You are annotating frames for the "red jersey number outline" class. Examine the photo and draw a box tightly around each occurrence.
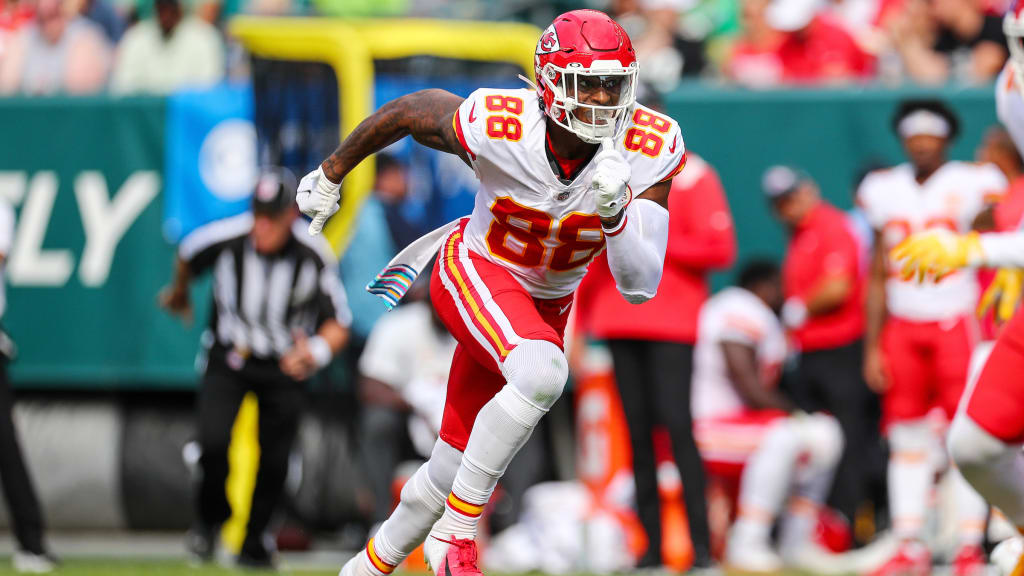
[484,95,525,142]
[485,197,604,272]
[623,109,671,158]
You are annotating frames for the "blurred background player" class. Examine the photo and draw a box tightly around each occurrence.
[691,260,843,572]
[160,168,351,568]
[892,30,1024,575]
[0,194,54,574]
[764,165,880,538]
[858,98,1005,576]
[297,9,686,576]
[573,148,736,570]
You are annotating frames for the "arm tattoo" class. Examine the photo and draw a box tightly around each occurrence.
[321,89,467,183]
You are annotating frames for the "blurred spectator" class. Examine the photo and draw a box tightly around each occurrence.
[161,169,351,568]
[0,197,56,574]
[0,0,111,95]
[575,152,736,570]
[75,0,126,43]
[340,155,404,345]
[886,0,1006,84]
[691,260,843,572]
[765,0,875,84]
[110,0,223,95]
[763,165,880,534]
[0,0,33,66]
[612,0,707,92]
[357,295,455,524]
[726,0,784,86]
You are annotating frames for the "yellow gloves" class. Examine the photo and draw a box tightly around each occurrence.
[978,268,1024,324]
[890,230,984,283]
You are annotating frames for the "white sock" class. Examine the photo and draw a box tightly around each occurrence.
[949,414,1024,530]
[430,340,567,543]
[779,415,843,557]
[888,419,937,540]
[779,497,820,557]
[950,463,989,547]
[355,440,461,576]
[734,419,801,546]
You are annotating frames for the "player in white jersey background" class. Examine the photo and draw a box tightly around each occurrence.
[294,9,685,576]
[891,7,1024,574]
[690,261,842,573]
[859,99,1007,576]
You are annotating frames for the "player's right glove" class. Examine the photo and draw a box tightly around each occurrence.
[296,166,341,236]
[890,229,984,283]
[590,138,632,221]
[978,268,1024,324]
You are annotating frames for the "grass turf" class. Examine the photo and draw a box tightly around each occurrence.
[0,559,340,575]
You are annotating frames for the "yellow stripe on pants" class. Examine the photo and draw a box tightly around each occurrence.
[221,393,260,553]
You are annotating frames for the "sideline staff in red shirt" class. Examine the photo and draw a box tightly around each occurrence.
[575,153,736,569]
[764,165,879,531]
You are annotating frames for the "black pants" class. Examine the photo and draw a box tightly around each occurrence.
[609,340,711,566]
[790,340,883,528]
[196,348,304,555]
[0,360,45,554]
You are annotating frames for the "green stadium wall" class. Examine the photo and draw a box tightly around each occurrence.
[0,85,1001,389]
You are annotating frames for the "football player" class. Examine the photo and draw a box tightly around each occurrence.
[297,10,686,576]
[690,261,843,573]
[858,99,1006,576]
[892,6,1024,573]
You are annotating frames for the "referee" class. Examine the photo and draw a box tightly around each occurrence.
[161,168,351,568]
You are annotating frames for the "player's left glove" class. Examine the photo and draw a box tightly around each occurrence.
[296,166,341,236]
[978,268,1024,324]
[590,138,632,221]
[890,229,984,283]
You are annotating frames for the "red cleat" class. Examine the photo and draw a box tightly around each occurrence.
[952,545,986,576]
[866,541,931,576]
[437,537,484,576]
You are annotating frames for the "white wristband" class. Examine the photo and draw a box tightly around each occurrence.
[781,298,808,329]
[308,335,333,369]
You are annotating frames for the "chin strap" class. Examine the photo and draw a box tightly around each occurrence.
[517,74,539,92]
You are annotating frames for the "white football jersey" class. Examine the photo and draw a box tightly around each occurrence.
[691,287,787,420]
[997,65,1024,160]
[453,87,687,299]
[858,161,1006,321]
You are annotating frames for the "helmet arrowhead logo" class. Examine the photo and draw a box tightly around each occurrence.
[538,25,560,54]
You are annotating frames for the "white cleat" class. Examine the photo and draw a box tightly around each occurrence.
[992,536,1024,576]
[12,551,55,574]
[783,542,848,575]
[726,534,783,574]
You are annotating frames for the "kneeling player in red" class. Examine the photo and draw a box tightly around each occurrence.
[295,9,686,576]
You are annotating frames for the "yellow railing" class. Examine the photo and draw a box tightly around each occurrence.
[229,17,539,255]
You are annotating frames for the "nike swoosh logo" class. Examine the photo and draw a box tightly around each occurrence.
[559,303,572,315]
[669,134,678,154]
[468,102,477,123]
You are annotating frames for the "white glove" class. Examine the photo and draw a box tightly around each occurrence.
[589,138,632,220]
[781,297,808,329]
[296,166,341,236]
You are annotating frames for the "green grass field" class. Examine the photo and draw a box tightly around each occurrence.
[0,559,340,575]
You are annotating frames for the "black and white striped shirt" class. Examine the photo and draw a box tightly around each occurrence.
[178,213,352,360]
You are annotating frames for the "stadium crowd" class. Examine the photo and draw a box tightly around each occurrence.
[0,0,1018,95]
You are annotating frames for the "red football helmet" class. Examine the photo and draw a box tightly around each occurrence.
[533,9,638,144]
